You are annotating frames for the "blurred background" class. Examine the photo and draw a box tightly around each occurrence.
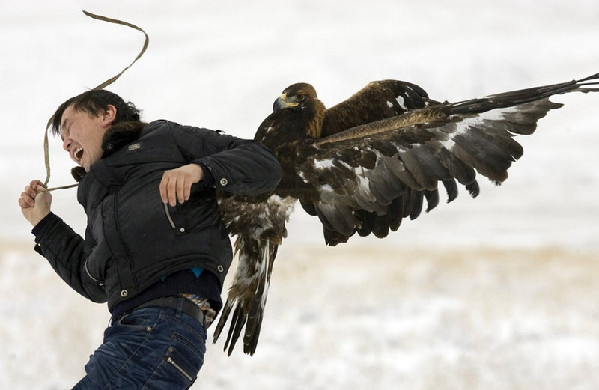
[1,1,598,389]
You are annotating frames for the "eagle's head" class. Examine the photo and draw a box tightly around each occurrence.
[267,82,325,139]
[273,83,318,112]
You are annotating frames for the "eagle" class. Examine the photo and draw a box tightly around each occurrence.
[212,73,599,355]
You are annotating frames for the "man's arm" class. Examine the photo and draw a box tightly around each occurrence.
[19,180,107,303]
[159,124,283,205]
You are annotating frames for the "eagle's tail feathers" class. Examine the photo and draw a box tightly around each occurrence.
[213,299,234,351]
[213,236,278,356]
[222,305,244,355]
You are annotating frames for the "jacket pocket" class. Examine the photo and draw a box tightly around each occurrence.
[163,203,188,236]
[162,197,217,236]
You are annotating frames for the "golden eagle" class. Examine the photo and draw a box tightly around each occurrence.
[213,74,599,355]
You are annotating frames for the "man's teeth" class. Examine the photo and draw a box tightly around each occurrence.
[74,147,83,161]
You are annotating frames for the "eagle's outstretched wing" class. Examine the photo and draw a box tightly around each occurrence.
[295,74,599,245]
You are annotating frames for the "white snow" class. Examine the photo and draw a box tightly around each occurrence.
[2,1,599,389]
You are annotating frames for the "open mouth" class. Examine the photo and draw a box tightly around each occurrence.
[73,147,84,163]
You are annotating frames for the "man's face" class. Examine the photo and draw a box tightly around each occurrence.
[60,104,115,172]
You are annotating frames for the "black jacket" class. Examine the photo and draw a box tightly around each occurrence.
[33,120,282,310]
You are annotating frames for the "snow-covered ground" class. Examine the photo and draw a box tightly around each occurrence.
[1,1,598,389]
[3,244,599,389]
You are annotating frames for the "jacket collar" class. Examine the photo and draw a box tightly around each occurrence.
[101,121,147,158]
[71,121,147,182]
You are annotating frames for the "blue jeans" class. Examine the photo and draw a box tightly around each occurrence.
[73,299,207,389]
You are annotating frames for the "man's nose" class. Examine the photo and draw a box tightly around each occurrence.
[63,138,71,151]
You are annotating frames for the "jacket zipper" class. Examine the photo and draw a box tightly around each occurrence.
[165,356,193,382]
[112,192,136,290]
[84,258,104,286]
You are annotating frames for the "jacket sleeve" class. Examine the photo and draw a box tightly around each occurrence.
[32,212,107,303]
[169,123,283,196]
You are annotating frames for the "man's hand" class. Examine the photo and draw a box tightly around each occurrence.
[19,180,52,227]
[159,164,204,206]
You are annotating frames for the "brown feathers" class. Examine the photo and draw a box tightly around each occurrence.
[321,80,438,137]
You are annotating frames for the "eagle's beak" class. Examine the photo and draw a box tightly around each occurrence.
[273,94,299,112]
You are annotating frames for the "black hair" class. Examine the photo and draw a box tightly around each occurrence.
[50,89,141,135]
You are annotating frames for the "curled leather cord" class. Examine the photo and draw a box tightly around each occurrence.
[42,10,149,192]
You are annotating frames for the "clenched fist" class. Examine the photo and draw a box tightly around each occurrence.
[19,180,52,226]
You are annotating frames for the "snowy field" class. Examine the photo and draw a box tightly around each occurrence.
[1,1,599,389]
[3,244,599,389]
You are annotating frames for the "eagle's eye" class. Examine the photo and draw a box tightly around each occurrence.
[296,94,305,102]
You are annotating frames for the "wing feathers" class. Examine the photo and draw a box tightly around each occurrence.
[298,96,563,245]
[438,148,477,187]
[453,127,512,182]
[442,179,459,202]
[321,79,436,138]
[383,155,423,190]
[399,149,438,189]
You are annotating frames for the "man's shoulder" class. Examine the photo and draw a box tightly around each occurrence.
[141,120,209,137]
[142,119,173,135]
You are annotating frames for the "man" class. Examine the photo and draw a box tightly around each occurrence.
[18,89,283,389]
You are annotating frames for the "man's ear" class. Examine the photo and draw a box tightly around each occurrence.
[102,105,117,126]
